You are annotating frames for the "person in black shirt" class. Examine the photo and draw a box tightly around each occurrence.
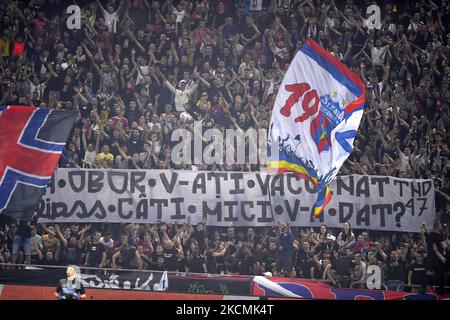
[425,222,447,291]
[112,235,137,270]
[190,223,208,254]
[55,265,86,300]
[162,240,179,271]
[149,243,164,270]
[381,247,407,291]
[66,237,83,266]
[328,249,353,288]
[276,221,295,276]
[408,252,427,292]
[85,231,106,270]
[301,251,318,279]
[294,241,310,277]
[186,240,207,273]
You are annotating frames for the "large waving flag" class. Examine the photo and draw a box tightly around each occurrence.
[267,38,365,218]
[0,105,77,221]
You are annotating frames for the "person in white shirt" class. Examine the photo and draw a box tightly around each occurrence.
[398,146,412,172]
[370,39,389,67]
[81,128,99,168]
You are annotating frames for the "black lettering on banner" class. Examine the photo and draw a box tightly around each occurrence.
[304,180,316,194]
[285,200,300,222]
[405,198,414,216]
[422,181,432,197]
[107,171,128,194]
[203,201,222,222]
[339,202,353,223]
[150,199,168,220]
[170,198,186,220]
[37,201,67,220]
[417,198,427,216]
[287,174,302,195]
[118,198,134,219]
[372,204,392,228]
[393,179,409,197]
[70,201,88,219]
[256,201,273,223]
[49,175,56,194]
[229,173,245,194]
[255,173,270,195]
[240,201,254,222]
[160,172,178,193]
[356,176,370,197]
[207,172,228,194]
[192,173,206,194]
[410,182,422,197]
[223,201,239,222]
[393,202,405,228]
[88,171,104,193]
[136,197,148,220]
[270,174,284,196]
[356,205,370,226]
[336,176,354,196]
[90,200,106,219]
[130,172,146,194]
[68,170,86,192]
[370,177,389,197]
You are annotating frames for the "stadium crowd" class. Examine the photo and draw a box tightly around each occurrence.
[0,0,449,293]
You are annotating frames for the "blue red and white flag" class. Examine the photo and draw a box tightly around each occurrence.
[0,105,77,220]
[267,38,366,218]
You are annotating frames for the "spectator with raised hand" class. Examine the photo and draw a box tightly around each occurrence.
[327,248,353,288]
[85,231,106,274]
[378,243,407,291]
[96,0,126,35]
[96,143,114,168]
[42,225,60,262]
[275,221,294,277]
[185,239,207,274]
[424,221,447,292]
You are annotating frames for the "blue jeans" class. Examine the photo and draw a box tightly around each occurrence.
[12,236,32,255]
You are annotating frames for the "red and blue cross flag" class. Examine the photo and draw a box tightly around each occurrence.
[0,105,77,220]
